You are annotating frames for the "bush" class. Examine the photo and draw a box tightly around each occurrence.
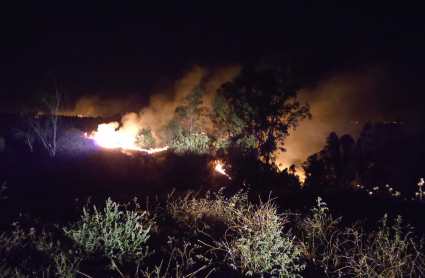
[297,198,425,277]
[331,214,425,277]
[296,197,341,265]
[213,199,305,277]
[0,221,78,278]
[165,188,247,236]
[64,198,152,267]
[135,128,156,149]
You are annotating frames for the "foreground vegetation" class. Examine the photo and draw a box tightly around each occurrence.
[1,188,424,278]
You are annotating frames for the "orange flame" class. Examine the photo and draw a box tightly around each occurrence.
[86,122,230,178]
[88,122,169,153]
[215,160,231,179]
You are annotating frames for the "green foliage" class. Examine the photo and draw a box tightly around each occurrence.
[166,188,248,235]
[210,94,247,142]
[141,237,208,278]
[0,221,79,278]
[329,215,425,277]
[174,86,207,134]
[135,128,156,149]
[297,198,425,277]
[52,252,82,278]
[64,198,152,267]
[173,135,211,154]
[163,86,212,154]
[210,67,311,164]
[166,190,305,277]
[296,197,341,264]
[2,192,425,277]
[215,200,305,278]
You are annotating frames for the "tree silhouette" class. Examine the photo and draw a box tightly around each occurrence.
[302,132,356,190]
[27,78,61,157]
[211,66,311,165]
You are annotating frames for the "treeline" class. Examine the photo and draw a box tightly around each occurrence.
[302,121,425,198]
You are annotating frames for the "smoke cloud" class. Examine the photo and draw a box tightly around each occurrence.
[276,65,422,171]
[67,65,242,144]
[67,63,422,175]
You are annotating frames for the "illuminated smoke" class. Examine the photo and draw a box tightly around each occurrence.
[76,65,241,148]
[70,63,417,181]
[276,66,416,173]
[136,65,242,138]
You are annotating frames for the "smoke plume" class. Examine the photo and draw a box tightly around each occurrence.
[276,65,423,171]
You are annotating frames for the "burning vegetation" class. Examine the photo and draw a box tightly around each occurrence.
[76,67,311,180]
[6,60,425,278]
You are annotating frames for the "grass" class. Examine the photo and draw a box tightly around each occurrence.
[0,190,424,277]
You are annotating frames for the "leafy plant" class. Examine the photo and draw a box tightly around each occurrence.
[296,197,341,265]
[297,198,425,277]
[166,188,247,235]
[213,199,305,277]
[64,198,152,267]
[141,237,212,278]
[331,214,425,277]
[163,86,211,154]
[135,128,156,149]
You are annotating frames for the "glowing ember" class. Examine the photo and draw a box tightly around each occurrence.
[141,146,169,154]
[215,161,230,179]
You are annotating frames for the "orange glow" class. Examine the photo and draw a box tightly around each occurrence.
[88,121,169,153]
[278,164,305,184]
[87,121,230,177]
[215,160,231,179]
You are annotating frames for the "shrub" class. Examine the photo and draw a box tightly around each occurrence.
[296,197,341,265]
[331,214,425,277]
[135,128,156,149]
[165,188,247,236]
[0,221,78,278]
[141,237,209,278]
[214,199,305,278]
[64,198,152,267]
[297,198,425,277]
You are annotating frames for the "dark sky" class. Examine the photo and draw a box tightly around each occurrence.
[1,1,425,116]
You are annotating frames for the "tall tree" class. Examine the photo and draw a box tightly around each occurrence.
[163,86,210,153]
[210,66,311,164]
[174,86,207,134]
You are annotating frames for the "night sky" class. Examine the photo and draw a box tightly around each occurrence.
[1,1,425,122]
